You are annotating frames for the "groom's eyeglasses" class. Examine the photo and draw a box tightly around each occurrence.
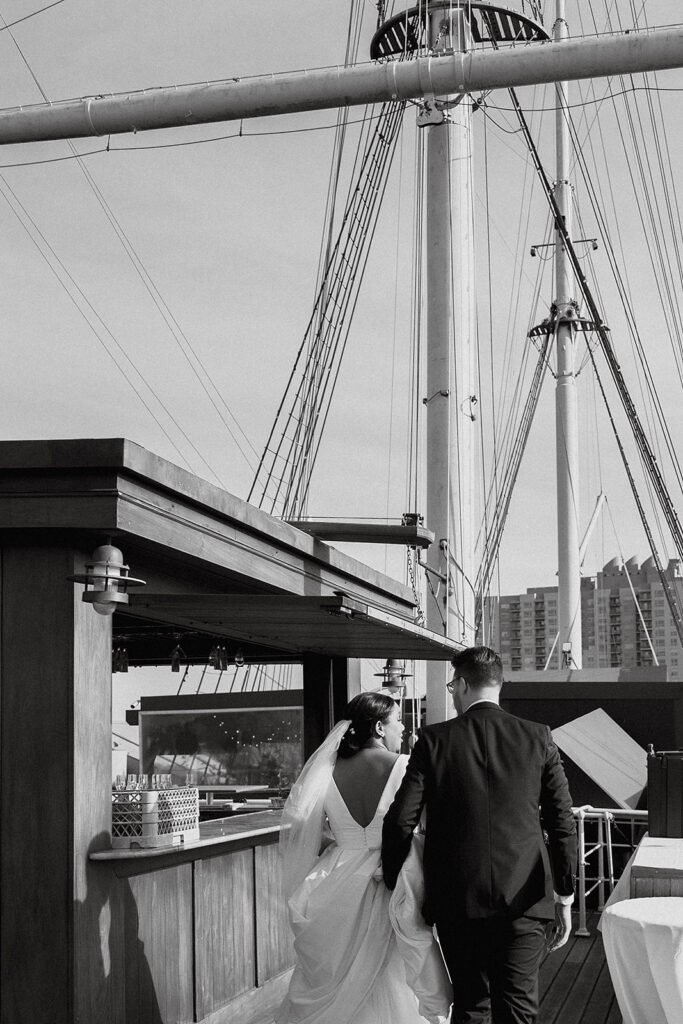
[446,676,456,693]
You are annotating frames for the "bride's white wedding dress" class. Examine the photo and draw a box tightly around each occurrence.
[276,754,452,1024]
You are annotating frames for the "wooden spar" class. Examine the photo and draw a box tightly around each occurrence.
[0,26,682,144]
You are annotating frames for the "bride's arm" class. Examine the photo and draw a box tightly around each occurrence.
[381,737,429,889]
[319,815,335,854]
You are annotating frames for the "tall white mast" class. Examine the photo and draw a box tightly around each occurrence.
[423,6,476,723]
[553,0,582,669]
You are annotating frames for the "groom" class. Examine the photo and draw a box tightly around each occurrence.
[382,646,577,1024]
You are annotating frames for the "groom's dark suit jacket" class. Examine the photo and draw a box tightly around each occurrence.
[382,702,577,924]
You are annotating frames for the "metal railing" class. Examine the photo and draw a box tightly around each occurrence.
[572,806,648,936]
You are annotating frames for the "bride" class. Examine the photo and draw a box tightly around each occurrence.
[277,692,452,1024]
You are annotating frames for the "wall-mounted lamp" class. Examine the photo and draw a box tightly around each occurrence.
[69,544,145,616]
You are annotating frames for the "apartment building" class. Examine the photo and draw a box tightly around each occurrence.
[485,557,683,678]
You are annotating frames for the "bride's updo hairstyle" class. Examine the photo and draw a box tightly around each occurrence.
[337,692,397,759]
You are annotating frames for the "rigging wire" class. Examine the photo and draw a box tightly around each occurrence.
[68,156,259,472]
[407,123,425,517]
[475,326,554,627]
[481,82,683,115]
[0,0,64,30]
[248,98,406,516]
[605,495,659,666]
[0,173,212,477]
[385,116,406,574]
[479,101,496,640]
[294,108,406,515]
[562,2,683,512]
[0,9,245,485]
[507,82,683,646]
[563,80,683,498]
[301,0,366,518]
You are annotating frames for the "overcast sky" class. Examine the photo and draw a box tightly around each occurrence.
[1,0,682,609]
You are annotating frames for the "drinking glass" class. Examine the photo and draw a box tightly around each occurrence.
[138,774,149,791]
[114,775,126,791]
[126,773,138,791]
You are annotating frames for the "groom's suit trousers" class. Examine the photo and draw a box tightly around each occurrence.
[381,702,577,1024]
[434,914,546,1024]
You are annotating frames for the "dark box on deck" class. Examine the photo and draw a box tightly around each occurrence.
[648,749,683,838]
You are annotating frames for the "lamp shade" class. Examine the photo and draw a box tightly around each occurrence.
[69,543,145,614]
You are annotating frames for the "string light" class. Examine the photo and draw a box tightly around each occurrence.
[112,646,129,673]
[170,640,186,673]
[208,643,229,670]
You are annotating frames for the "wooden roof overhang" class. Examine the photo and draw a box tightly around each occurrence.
[0,438,460,662]
[127,592,457,661]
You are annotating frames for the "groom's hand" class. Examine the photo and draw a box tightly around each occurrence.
[546,903,572,953]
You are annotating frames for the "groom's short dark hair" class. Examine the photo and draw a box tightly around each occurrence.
[451,646,503,689]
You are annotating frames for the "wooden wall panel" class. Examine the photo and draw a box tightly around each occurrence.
[0,544,117,1024]
[125,864,193,1024]
[632,875,683,898]
[255,843,295,985]
[199,969,293,1024]
[194,850,256,1020]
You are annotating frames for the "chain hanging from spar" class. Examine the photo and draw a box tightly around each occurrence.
[406,545,426,625]
[247,100,405,518]
[508,86,683,646]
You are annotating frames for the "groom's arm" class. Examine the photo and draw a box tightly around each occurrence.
[539,727,577,900]
[381,734,429,890]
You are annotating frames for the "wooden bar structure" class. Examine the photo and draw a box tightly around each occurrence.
[0,438,456,1024]
[89,814,293,1024]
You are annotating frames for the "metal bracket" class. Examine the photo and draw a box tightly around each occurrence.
[417,558,448,584]
[422,388,450,405]
[416,96,445,127]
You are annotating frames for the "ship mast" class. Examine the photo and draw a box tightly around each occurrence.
[423,6,476,723]
[553,0,582,669]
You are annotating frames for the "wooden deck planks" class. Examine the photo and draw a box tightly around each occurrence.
[264,912,622,1024]
[539,913,621,1024]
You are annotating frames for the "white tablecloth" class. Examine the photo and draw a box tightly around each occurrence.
[602,897,683,1024]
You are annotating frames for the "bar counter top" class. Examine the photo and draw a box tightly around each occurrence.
[90,809,283,861]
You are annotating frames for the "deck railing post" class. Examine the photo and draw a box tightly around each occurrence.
[604,810,615,895]
[575,808,589,937]
[597,815,605,910]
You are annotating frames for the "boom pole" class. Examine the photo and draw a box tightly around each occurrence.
[0,27,682,144]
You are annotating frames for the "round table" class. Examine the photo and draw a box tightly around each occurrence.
[602,897,683,1024]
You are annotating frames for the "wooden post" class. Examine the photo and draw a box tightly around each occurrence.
[0,541,117,1024]
[302,655,351,758]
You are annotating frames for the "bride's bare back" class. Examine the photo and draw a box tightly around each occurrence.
[332,748,399,828]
